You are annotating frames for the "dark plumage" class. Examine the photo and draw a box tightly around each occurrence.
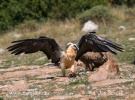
[7,33,123,63]
[7,32,123,76]
[79,52,107,71]
[7,36,63,64]
[75,32,123,61]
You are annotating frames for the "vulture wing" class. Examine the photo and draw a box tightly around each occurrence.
[75,33,123,61]
[7,36,63,64]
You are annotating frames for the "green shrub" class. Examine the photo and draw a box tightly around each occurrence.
[125,7,135,20]
[77,5,114,23]
[109,0,135,7]
[0,0,110,33]
[126,0,135,7]
[109,0,126,5]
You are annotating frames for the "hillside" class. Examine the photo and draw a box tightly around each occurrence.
[0,6,135,100]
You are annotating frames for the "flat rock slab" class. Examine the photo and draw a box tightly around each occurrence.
[0,66,60,80]
[54,77,70,84]
[45,94,89,100]
[91,79,134,87]
[132,74,135,78]
[0,80,29,92]
[0,66,40,72]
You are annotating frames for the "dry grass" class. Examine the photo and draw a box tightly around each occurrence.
[0,6,135,99]
[110,5,127,21]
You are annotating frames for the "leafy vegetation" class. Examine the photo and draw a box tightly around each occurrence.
[0,0,110,33]
[110,0,135,7]
[0,0,135,33]
[77,5,114,23]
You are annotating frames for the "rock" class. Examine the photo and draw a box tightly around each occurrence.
[0,85,8,89]
[129,38,135,41]
[55,77,70,84]
[118,25,126,31]
[132,74,135,78]
[0,48,5,55]
[81,20,98,33]
[0,80,29,91]
[88,52,119,82]
[13,34,22,39]
[91,79,134,87]
[45,94,87,100]
[0,66,60,80]
[0,65,39,72]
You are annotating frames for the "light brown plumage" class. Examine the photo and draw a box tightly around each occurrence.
[79,52,118,71]
[60,43,77,76]
[79,52,107,70]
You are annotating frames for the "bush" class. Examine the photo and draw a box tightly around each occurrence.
[125,7,135,20]
[109,0,126,5]
[0,0,110,33]
[109,0,135,7]
[77,5,114,23]
[126,0,135,7]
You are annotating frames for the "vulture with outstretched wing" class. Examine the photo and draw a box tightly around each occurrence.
[7,32,123,76]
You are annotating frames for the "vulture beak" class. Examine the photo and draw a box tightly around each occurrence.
[73,44,79,52]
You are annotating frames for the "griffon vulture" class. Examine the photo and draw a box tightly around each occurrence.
[7,32,123,76]
[78,52,106,71]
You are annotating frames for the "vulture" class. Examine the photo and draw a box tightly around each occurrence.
[7,32,123,77]
[79,52,107,71]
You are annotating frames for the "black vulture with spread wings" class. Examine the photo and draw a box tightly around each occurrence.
[7,32,123,76]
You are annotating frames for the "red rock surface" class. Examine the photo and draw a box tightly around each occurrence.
[88,52,119,82]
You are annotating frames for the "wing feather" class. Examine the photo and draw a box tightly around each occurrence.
[7,36,63,64]
[75,33,123,61]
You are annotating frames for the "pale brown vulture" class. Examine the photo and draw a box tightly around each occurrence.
[7,32,123,76]
[79,52,109,71]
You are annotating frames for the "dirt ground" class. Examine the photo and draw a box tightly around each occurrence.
[0,63,135,100]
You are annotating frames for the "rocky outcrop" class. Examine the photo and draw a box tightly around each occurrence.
[86,52,119,82]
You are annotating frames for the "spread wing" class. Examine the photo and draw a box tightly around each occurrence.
[7,36,63,64]
[75,33,123,61]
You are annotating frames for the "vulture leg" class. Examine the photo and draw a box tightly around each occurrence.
[60,63,66,77]
[99,52,108,62]
[69,65,76,77]
[85,63,93,71]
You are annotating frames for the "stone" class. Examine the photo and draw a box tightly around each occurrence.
[91,79,134,87]
[88,52,119,82]
[81,20,98,33]
[118,25,126,31]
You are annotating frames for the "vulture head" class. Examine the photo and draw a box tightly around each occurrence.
[66,42,79,52]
